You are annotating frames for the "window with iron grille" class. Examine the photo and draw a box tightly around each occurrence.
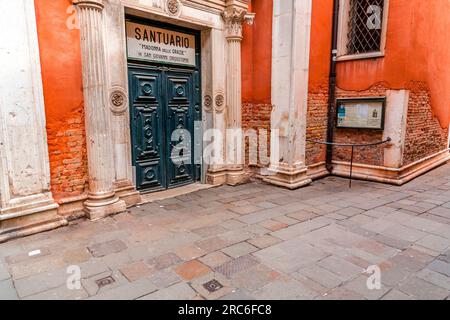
[346,0,385,55]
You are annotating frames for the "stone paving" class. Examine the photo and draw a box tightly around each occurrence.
[1,163,450,300]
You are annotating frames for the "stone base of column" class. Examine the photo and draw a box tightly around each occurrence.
[227,168,250,186]
[263,163,312,190]
[84,192,126,221]
[0,200,68,243]
[114,181,142,208]
[206,168,228,186]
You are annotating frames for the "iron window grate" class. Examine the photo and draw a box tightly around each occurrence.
[346,0,385,55]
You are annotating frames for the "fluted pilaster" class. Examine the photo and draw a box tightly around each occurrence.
[74,0,126,219]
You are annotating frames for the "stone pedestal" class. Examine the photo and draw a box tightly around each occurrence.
[74,0,126,219]
[264,0,313,189]
[0,0,67,242]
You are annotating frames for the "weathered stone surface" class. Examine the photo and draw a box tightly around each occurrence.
[119,261,154,282]
[248,235,282,249]
[381,289,414,300]
[200,252,232,268]
[317,256,365,281]
[195,237,229,253]
[2,164,450,300]
[87,240,127,258]
[147,253,182,270]
[252,277,318,300]
[174,260,211,281]
[221,242,258,258]
[416,235,450,252]
[296,265,343,289]
[316,287,365,300]
[90,278,158,300]
[428,259,450,277]
[344,275,390,300]
[398,277,449,300]
[149,269,182,289]
[258,220,288,232]
[174,245,206,261]
[23,285,88,300]
[139,282,197,300]
[0,279,18,300]
[0,262,10,281]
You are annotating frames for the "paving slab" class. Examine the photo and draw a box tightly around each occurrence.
[0,279,18,300]
[139,282,197,300]
[296,265,342,289]
[252,277,319,300]
[317,256,365,281]
[174,260,211,281]
[221,242,258,258]
[381,289,414,300]
[398,277,449,300]
[0,261,10,281]
[344,275,390,300]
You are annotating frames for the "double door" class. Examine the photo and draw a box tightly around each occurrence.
[128,64,201,192]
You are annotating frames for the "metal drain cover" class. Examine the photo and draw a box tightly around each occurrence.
[95,276,115,288]
[203,279,223,293]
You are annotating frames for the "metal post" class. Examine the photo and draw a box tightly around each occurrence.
[349,145,355,188]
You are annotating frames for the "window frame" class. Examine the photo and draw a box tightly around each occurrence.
[336,0,390,61]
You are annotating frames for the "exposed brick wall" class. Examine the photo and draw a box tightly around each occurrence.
[242,103,273,168]
[331,84,388,166]
[305,82,449,168]
[403,82,449,165]
[47,104,88,201]
[306,84,329,165]
[306,83,387,166]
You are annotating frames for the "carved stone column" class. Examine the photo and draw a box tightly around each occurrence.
[74,0,126,220]
[222,7,254,185]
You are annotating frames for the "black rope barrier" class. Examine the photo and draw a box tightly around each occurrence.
[306,137,392,188]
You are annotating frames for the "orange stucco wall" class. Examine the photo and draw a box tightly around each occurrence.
[242,0,273,104]
[309,0,333,92]
[307,0,449,166]
[35,0,87,201]
[335,0,449,128]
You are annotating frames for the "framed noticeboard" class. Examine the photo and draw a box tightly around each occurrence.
[336,98,386,130]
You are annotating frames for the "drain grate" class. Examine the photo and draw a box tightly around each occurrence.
[95,276,115,288]
[203,279,223,293]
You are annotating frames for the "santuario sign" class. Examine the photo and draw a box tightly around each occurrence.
[126,21,196,67]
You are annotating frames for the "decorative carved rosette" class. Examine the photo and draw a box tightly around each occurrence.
[165,0,182,16]
[214,92,226,113]
[203,94,213,113]
[109,89,128,115]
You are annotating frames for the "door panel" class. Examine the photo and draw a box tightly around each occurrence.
[165,71,195,188]
[129,67,165,191]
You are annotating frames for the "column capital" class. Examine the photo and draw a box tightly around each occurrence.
[73,0,104,10]
[221,7,255,40]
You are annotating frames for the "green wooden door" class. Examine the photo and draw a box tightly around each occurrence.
[129,64,201,192]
